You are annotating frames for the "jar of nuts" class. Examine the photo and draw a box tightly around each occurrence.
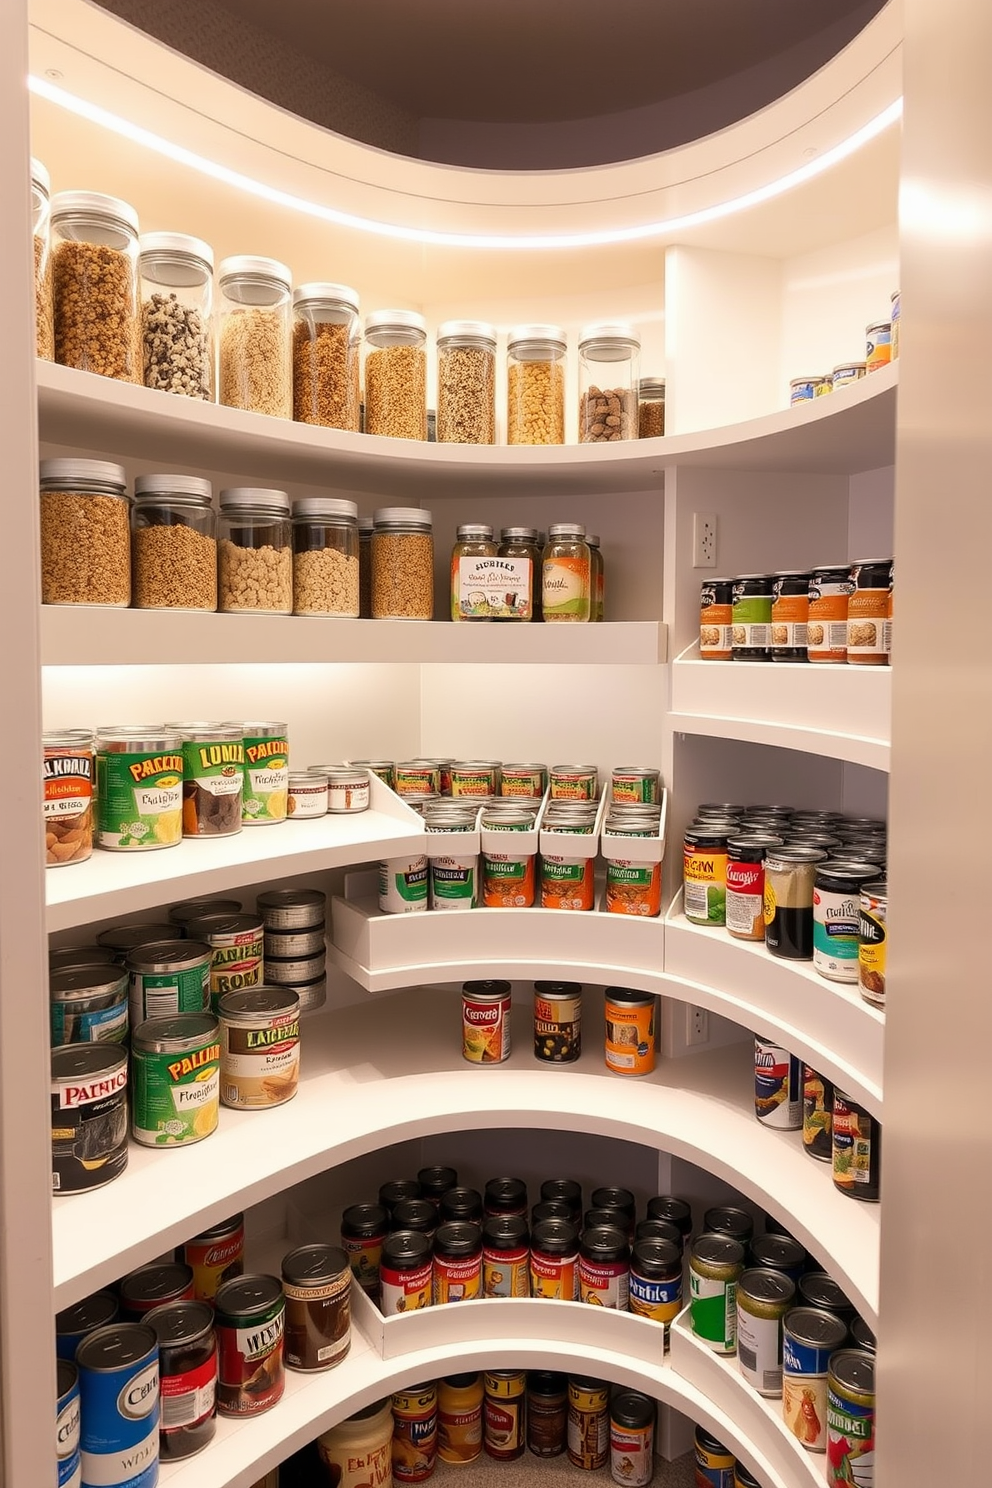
[638,377,665,439]
[291,496,360,617]
[371,507,434,620]
[364,310,427,440]
[292,283,361,430]
[40,458,131,607]
[139,232,214,401]
[217,255,293,419]
[506,324,566,445]
[578,322,639,443]
[31,157,53,360]
[218,488,293,614]
[51,190,141,383]
[436,320,497,444]
[131,475,217,611]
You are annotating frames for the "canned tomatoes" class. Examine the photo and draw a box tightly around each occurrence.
[754,1036,802,1129]
[182,1215,245,1301]
[462,980,511,1063]
[51,1044,128,1195]
[533,981,582,1062]
[499,763,546,797]
[131,1013,220,1147]
[783,1306,848,1452]
[215,1274,285,1416]
[76,1324,159,1488]
[604,987,656,1076]
[699,578,734,660]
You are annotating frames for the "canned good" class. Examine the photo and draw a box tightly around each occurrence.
[57,1292,120,1361]
[169,897,243,929]
[50,945,120,974]
[340,1203,389,1296]
[736,1267,796,1396]
[218,987,300,1109]
[214,1274,285,1416]
[770,571,812,662]
[783,1305,849,1451]
[858,881,887,1007]
[694,1426,735,1487]
[541,1178,582,1222]
[264,924,325,960]
[605,854,661,916]
[76,1324,159,1488]
[832,1089,881,1201]
[689,1234,744,1353]
[827,1350,875,1486]
[392,1383,438,1483]
[549,764,598,799]
[754,1036,802,1129]
[530,1219,579,1299]
[611,766,660,804]
[379,852,429,913]
[832,361,866,389]
[237,722,288,824]
[797,1272,855,1323]
[579,1225,630,1309]
[726,835,782,941]
[763,846,827,960]
[433,1221,483,1303]
[484,1371,526,1460]
[392,1199,437,1238]
[703,1205,754,1249]
[44,728,94,866]
[807,565,853,664]
[629,1237,682,1338]
[145,1300,217,1460]
[127,940,212,1028]
[440,1187,483,1224]
[500,763,546,797]
[866,321,891,372]
[396,760,441,795]
[813,861,881,982]
[186,913,264,1010]
[684,825,730,926]
[604,986,657,1075]
[57,1358,81,1488]
[437,1375,483,1464]
[351,759,394,789]
[803,1067,834,1162]
[533,980,582,1062]
[646,1195,692,1249]
[323,767,371,813]
[131,1013,220,1147]
[567,1377,609,1470]
[167,723,243,838]
[120,1263,195,1319]
[450,761,501,796]
[482,833,536,906]
[281,1243,351,1372]
[287,772,327,818]
[182,1215,245,1301]
[482,1216,530,1297]
[733,1466,761,1488]
[732,574,773,660]
[790,376,830,403]
[610,1391,654,1487]
[380,1230,433,1314]
[264,949,327,985]
[484,1177,528,1218]
[418,1166,458,1205]
[50,965,129,1045]
[462,980,512,1063]
[95,727,183,850]
[700,578,734,660]
[851,1316,876,1353]
[51,1043,128,1194]
[527,1372,567,1457]
[749,1233,806,1282]
[541,848,595,911]
[847,559,891,665]
[429,849,479,911]
[320,1400,395,1488]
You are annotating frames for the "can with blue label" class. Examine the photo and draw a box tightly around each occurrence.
[58,1359,81,1488]
[753,1036,801,1129]
[50,966,129,1045]
[693,1425,734,1487]
[782,1306,848,1452]
[76,1323,159,1488]
[629,1238,682,1343]
[56,1291,120,1361]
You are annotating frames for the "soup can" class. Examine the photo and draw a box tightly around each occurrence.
[482,1216,530,1297]
[689,1234,744,1354]
[182,1214,246,1301]
[57,1359,81,1488]
[530,1220,579,1299]
[858,881,887,1007]
[609,1390,655,1488]
[238,722,289,824]
[433,1222,482,1304]
[126,940,212,1027]
[51,1044,128,1195]
[218,987,300,1109]
[95,727,183,850]
[770,570,811,661]
[379,852,429,913]
[827,1350,875,1485]
[533,980,582,1062]
[380,1231,433,1315]
[611,766,660,804]
[578,1225,630,1309]
[813,861,881,982]
[450,761,501,797]
[629,1237,682,1338]
[731,574,773,660]
[549,764,598,800]
[392,1383,438,1483]
[76,1324,159,1488]
[50,965,129,1045]
[462,980,511,1063]
[866,321,891,371]
[753,1036,802,1129]
[482,836,536,906]
[185,913,265,1011]
[832,1090,881,1201]
[500,763,546,797]
[214,1274,285,1416]
[726,835,782,941]
[604,987,657,1075]
[699,578,734,660]
[567,1377,609,1470]
[694,1426,735,1487]
[783,1306,848,1451]
[736,1267,796,1396]
[131,1013,221,1146]
[484,1371,526,1460]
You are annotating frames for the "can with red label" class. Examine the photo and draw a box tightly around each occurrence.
[726,836,782,942]
[380,1231,433,1315]
[579,1226,630,1309]
[754,1036,802,1129]
[146,1300,217,1460]
[484,1371,526,1460]
[462,980,512,1063]
[392,1383,438,1483]
[214,1274,285,1417]
[182,1214,245,1301]
[433,1222,482,1303]
[530,1220,579,1299]
[44,729,94,866]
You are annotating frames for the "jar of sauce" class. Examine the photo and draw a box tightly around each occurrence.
[437,1374,483,1464]
[319,1399,395,1488]
[146,1300,216,1460]
[527,1371,567,1457]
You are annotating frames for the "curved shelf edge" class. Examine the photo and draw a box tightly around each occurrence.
[668,713,889,772]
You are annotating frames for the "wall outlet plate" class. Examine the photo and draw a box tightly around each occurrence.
[685,1004,710,1045]
[692,512,717,567]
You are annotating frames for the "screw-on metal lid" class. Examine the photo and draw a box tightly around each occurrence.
[40,458,126,489]
[638,376,666,395]
[358,515,374,535]
[134,474,213,502]
[292,282,360,311]
[373,506,432,529]
[578,320,640,351]
[507,323,566,352]
[456,524,494,540]
[500,527,538,541]
[365,308,426,333]
[31,157,50,195]
[587,534,600,548]
[291,496,358,521]
[437,319,497,345]
[219,488,290,514]
[547,523,586,539]
[139,231,213,268]
[51,190,139,233]
[218,254,291,287]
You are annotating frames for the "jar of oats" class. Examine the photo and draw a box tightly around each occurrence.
[51,190,141,383]
[578,323,639,443]
[292,283,361,430]
[40,458,130,607]
[436,320,497,444]
[364,310,427,440]
[31,158,53,360]
[371,508,434,620]
[139,232,214,401]
[506,324,566,445]
[132,475,217,611]
[218,489,292,614]
[217,255,292,419]
[291,496,360,617]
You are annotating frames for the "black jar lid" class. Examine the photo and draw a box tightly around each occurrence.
[733,1464,762,1488]
[533,980,582,997]
[119,1263,193,1311]
[540,1178,582,1212]
[533,1201,573,1226]
[483,1215,529,1249]
[749,1233,806,1274]
[703,1205,754,1244]
[417,1165,458,1201]
[829,1348,875,1396]
[145,1300,214,1350]
[484,1177,528,1214]
[381,1230,432,1270]
[569,1374,607,1393]
[392,1199,438,1235]
[214,1273,284,1321]
[646,1196,692,1235]
[579,1225,629,1262]
[528,1370,567,1396]
[634,1218,683,1249]
[784,1305,848,1350]
[341,1203,388,1237]
[738,1267,796,1307]
[584,1207,627,1233]
[75,1323,157,1373]
[850,1316,877,1354]
[444,1372,480,1388]
[532,1219,579,1257]
[603,986,654,1006]
[611,1390,655,1430]
[798,1272,855,1319]
[631,1237,681,1276]
[691,1233,745,1267]
[379,1179,422,1213]
[439,1186,483,1224]
[56,1290,119,1340]
[433,1221,482,1258]
[590,1186,635,1218]
[462,979,511,998]
[281,1244,349,1289]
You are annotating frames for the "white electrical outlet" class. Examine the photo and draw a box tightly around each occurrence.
[685,1005,710,1046]
[692,512,717,567]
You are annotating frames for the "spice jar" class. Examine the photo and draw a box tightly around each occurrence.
[320,1400,396,1488]
[281,1244,351,1372]
[527,1372,567,1457]
[40,459,130,607]
[498,527,540,621]
[638,377,665,438]
[145,1300,217,1460]
[51,190,141,382]
[578,322,639,442]
[451,523,498,620]
[139,232,213,400]
[292,282,360,430]
[364,310,427,440]
[372,507,434,619]
[358,514,374,618]
[32,157,53,360]
[218,489,292,614]
[44,728,94,867]
[132,475,217,611]
[291,496,359,617]
[437,320,497,443]
[217,255,292,418]
[507,324,566,444]
[543,523,591,623]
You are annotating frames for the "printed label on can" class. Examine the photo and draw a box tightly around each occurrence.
[392,1392,437,1483]
[549,771,596,800]
[79,1349,159,1488]
[737,1306,784,1395]
[683,845,727,926]
[57,1380,81,1488]
[433,1252,482,1304]
[343,1233,384,1294]
[543,555,591,621]
[567,1390,609,1470]
[328,778,371,813]
[579,1255,629,1309]
[847,590,889,662]
[808,580,852,661]
[540,855,594,911]
[731,595,772,650]
[51,987,129,1045]
[484,1394,524,1459]
[754,1039,802,1128]
[462,993,511,1063]
[429,856,478,910]
[533,991,581,1062]
[611,1422,654,1487]
[379,856,429,913]
[499,768,544,797]
[827,1387,874,1483]
[380,1260,432,1315]
[449,768,498,797]
[611,773,659,804]
[181,738,244,837]
[726,859,764,940]
[160,1353,217,1432]
[217,1311,284,1415]
[438,1402,482,1463]
[858,895,886,1005]
[700,594,733,660]
[629,1270,682,1327]
[803,1067,834,1161]
[813,887,861,979]
[52,1064,129,1194]
[771,596,809,650]
[129,960,210,1028]
[204,929,264,1009]
[96,750,183,850]
[184,1229,245,1301]
[866,324,891,370]
[530,1249,578,1300]
[604,996,656,1075]
[695,1437,735,1487]
[483,1245,530,1297]
[241,734,288,824]
[606,860,661,917]
[689,1270,736,1353]
[832,1095,874,1189]
[783,1332,833,1451]
[220,1014,300,1109]
[131,1037,220,1147]
[454,556,532,621]
[395,764,439,795]
[482,853,535,907]
[45,746,94,867]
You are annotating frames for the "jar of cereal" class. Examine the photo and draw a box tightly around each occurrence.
[364,310,427,440]
[291,497,360,617]
[132,475,217,611]
[40,459,130,607]
[218,489,292,614]
[51,191,141,383]
[217,256,292,419]
[507,325,566,445]
[32,158,53,360]
[292,282,361,430]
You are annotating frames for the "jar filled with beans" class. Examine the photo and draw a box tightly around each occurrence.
[436,320,497,444]
[132,475,217,611]
[51,190,141,383]
[638,377,665,438]
[218,488,292,614]
[578,323,639,442]
[364,310,427,440]
[217,255,292,419]
[31,157,53,360]
[371,507,434,620]
[292,282,361,430]
[292,496,360,616]
[40,458,130,607]
[139,232,213,401]
[507,324,566,444]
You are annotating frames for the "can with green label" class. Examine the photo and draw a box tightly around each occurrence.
[689,1233,744,1354]
[166,722,244,838]
[131,1013,221,1147]
[231,721,288,825]
[126,940,212,1028]
[378,854,429,913]
[95,727,184,850]
[185,913,265,1012]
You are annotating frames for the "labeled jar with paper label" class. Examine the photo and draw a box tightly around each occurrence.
[847,559,891,664]
[44,729,94,867]
[497,528,540,621]
[770,571,811,661]
[543,524,591,623]
[807,565,853,663]
[732,574,773,660]
[700,578,734,659]
[567,1378,609,1470]
[610,1391,655,1488]
[813,860,880,982]
[450,524,498,620]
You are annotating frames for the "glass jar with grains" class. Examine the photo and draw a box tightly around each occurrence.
[578,322,639,443]
[436,320,497,444]
[371,508,434,620]
[507,324,566,445]
[218,488,292,614]
[31,157,53,360]
[292,496,360,617]
[292,282,361,431]
[139,232,214,401]
[132,475,217,612]
[638,377,665,438]
[217,255,292,419]
[51,190,141,383]
[364,310,427,440]
[543,523,591,624]
[40,458,130,607]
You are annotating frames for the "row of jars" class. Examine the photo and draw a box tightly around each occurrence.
[31,169,665,444]
[451,523,605,622]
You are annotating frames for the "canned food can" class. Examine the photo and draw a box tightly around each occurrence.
[95,727,184,850]
[731,574,773,660]
[324,768,371,813]
[827,1350,875,1485]
[736,1267,796,1397]
[629,1238,682,1338]
[169,897,244,930]
[802,1067,834,1162]
[527,1372,567,1457]
[380,1231,433,1315]
[858,881,887,1007]
[481,1216,530,1297]
[432,1222,482,1303]
[218,987,300,1109]
[281,1244,351,1373]
[782,1306,848,1452]
[51,1044,128,1194]
[186,913,265,1011]
[214,1274,285,1416]
[549,764,598,800]
[392,1383,438,1483]
[484,1371,525,1460]
[119,1263,195,1319]
[462,980,511,1063]
[700,578,734,660]
[182,1215,245,1301]
[50,965,129,1045]
[790,376,830,403]
[127,940,212,1027]
[610,1391,654,1488]
[351,759,395,789]
[131,1013,221,1147]
[437,1375,483,1464]
[567,1377,609,1470]
[847,559,891,665]
[754,1036,802,1128]
[340,1203,389,1297]
[264,950,327,985]
[482,843,536,907]
[689,1234,744,1354]
[578,1226,630,1309]
[256,888,326,930]
[605,857,661,916]
[429,851,479,910]
[530,1220,579,1299]
[379,853,429,913]
[56,1292,120,1362]
[832,1090,881,1201]
[807,566,853,664]
[604,987,657,1075]
[168,723,244,838]
[76,1324,159,1488]
[57,1359,81,1488]
[813,862,880,981]
[238,722,289,824]
[540,851,595,911]
[694,1425,735,1487]
[44,729,94,867]
[287,772,327,818]
[533,981,581,1062]
[145,1299,217,1461]
[865,321,891,372]
[683,825,730,926]
[395,760,441,795]
[726,835,782,940]
[499,763,546,797]
[832,361,866,389]
[770,571,811,660]
[611,766,660,804]
[450,761,501,797]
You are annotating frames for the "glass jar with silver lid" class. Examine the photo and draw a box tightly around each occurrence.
[132,475,217,611]
[507,324,566,444]
[292,496,359,617]
[292,282,361,430]
[40,459,130,608]
[436,320,497,444]
[578,322,640,443]
[218,488,292,614]
[364,310,427,440]
[51,190,141,382]
[217,255,292,418]
[139,231,213,400]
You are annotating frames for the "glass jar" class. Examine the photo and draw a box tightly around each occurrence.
[507,324,566,444]
[292,282,361,430]
[371,507,434,620]
[292,496,360,616]
[32,157,53,360]
[40,458,130,607]
[451,523,497,621]
[51,190,141,382]
[498,526,540,622]
[587,534,605,621]
[364,310,427,440]
[436,320,497,444]
[217,255,292,418]
[638,377,665,438]
[542,523,591,623]
[131,475,217,611]
[358,514,374,618]
[218,488,292,614]
[578,322,639,442]
[139,232,213,401]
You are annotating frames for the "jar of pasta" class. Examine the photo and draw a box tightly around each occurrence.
[218,489,292,614]
[32,157,53,360]
[436,320,497,443]
[364,310,427,440]
[578,322,639,442]
[507,324,566,444]
[217,256,292,418]
[292,282,361,430]
[51,191,141,382]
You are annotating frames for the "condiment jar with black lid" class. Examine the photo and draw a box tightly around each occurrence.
[527,1371,567,1457]
[540,1178,582,1223]
[770,571,812,661]
[379,1179,422,1215]
[731,575,774,660]
[530,1219,579,1299]
[440,1186,483,1225]
[591,1186,636,1236]
[146,1299,217,1459]
[629,1237,682,1338]
[380,1230,433,1316]
[749,1232,807,1281]
[533,1201,573,1226]
[578,1225,630,1309]
[635,1217,684,1249]
[119,1262,195,1319]
[484,1177,528,1218]
[609,1390,655,1487]
[482,1215,530,1298]
[392,1199,438,1238]
[417,1165,458,1206]
[281,1244,351,1372]
[56,1290,120,1360]
[703,1205,754,1249]
[797,1271,856,1323]
[646,1195,693,1248]
[584,1206,627,1233]
[432,1221,483,1304]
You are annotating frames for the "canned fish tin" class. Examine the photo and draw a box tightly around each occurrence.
[833,361,866,389]
[218,987,300,1109]
[611,766,660,804]
[754,1036,802,1129]
[684,825,729,926]
[186,913,265,1010]
[694,1426,735,1487]
[732,574,773,660]
[807,565,853,664]
[145,1300,217,1460]
[530,1220,579,1299]
[127,940,211,1027]
[549,764,598,799]
[484,1371,526,1460]
[814,861,880,982]
[827,1350,875,1486]
[256,887,326,930]
[166,723,244,838]
[51,1043,128,1194]
[567,1377,609,1470]
[95,727,183,850]
[579,1225,630,1309]
[379,853,429,913]
[790,376,830,403]
[533,980,581,1062]
[629,1237,682,1337]
[393,1384,438,1483]
[433,1221,483,1303]
[770,571,812,661]
[57,1358,81,1488]
[689,1233,744,1353]
[287,772,327,818]
[865,321,891,372]
[450,761,501,797]
[44,728,94,867]
[236,722,288,824]
[482,1216,530,1297]
[736,1268,796,1396]
[500,763,546,797]
[281,1244,351,1372]
[604,986,657,1075]
[610,1391,654,1488]
[57,1292,120,1361]
[76,1324,159,1488]
[462,980,511,1063]
[380,1230,433,1315]
[131,1013,220,1146]
[782,1306,849,1451]
[341,1203,389,1296]
[832,1090,881,1201]
[214,1274,285,1416]
[50,965,129,1045]
[803,1066,834,1162]
[858,881,887,1007]
[700,577,734,660]
[182,1215,245,1301]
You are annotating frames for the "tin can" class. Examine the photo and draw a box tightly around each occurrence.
[689,1234,744,1353]
[541,1178,582,1223]
[703,1205,754,1249]
[754,1036,802,1129]
[629,1237,682,1339]
[590,1185,634,1234]
[832,361,866,389]
[530,1219,579,1299]
[484,1177,528,1218]
[323,767,371,813]
[851,1316,876,1354]
[684,825,730,926]
[131,1013,220,1147]
[734,1467,761,1488]
[540,848,595,910]
[462,980,511,1063]
[76,1324,159,1488]
[610,1391,654,1487]
[393,1383,438,1483]
[182,1215,245,1301]
[604,986,657,1075]
[858,881,887,1007]
[827,1350,875,1485]
[847,559,891,665]
[440,1187,483,1224]
[797,1271,855,1323]
[482,829,536,907]
[790,376,830,403]
[450,760,501,796]
[865,321,891,372]
[341,1203,389,1296]
[287,772,327,818]
[749,1233,806,1282]
[256,887,326,930]
[186,913,265,1010]
[814,861,881,982]
[146,1300,217,1460]
[351,758,394,789]
[736,1267,796,1396]
[611,766,660,804]
[50,945,121,975]
[379,852,429,913]
[127,940,212,1028]
[264,925,325,961]
[418,1166,458,1206]
[500,763,546,797]
[783,1306,849,1452]
[166,722,244,838]
[51,1043,128,1195]
[437,1375,483,1464]
[482,1216,529,1296]
[802,1066,834,1162]
[433,1221,482,1303]
[533,980,582,1062]
[700,578,734,660]
[726,835,782,941]
[218,987,300,1109]
[567,1377,609,1470]
[44,728,94,867]
[527,1372,567,1457]
[732,574,773,660]
[98,923,180,963]
[579,1225,630,1308]
[169,897,244,929]
[215,1274,285,1416]
[236,721,288,824]
[95,727,184,850]
[484,1371,525,1460]
[606,855,661,916]
[646,1195,692,1248]
[549,764,598,800]
[807,565,853,664]
[380,1230,433,1314]
[120,1263,195,1319]
[264,949,326,985]
[57,1358,81,1488]
[832,1090,881,1201]
[694,1426,735,1487]
[281,1244,351,1372]
[395,760,441,795]
[57,1292,120,1362]
[429,849,479,910]
[770,571,811,661]
[392,1199,437,1239]
[50,965,129,1045]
